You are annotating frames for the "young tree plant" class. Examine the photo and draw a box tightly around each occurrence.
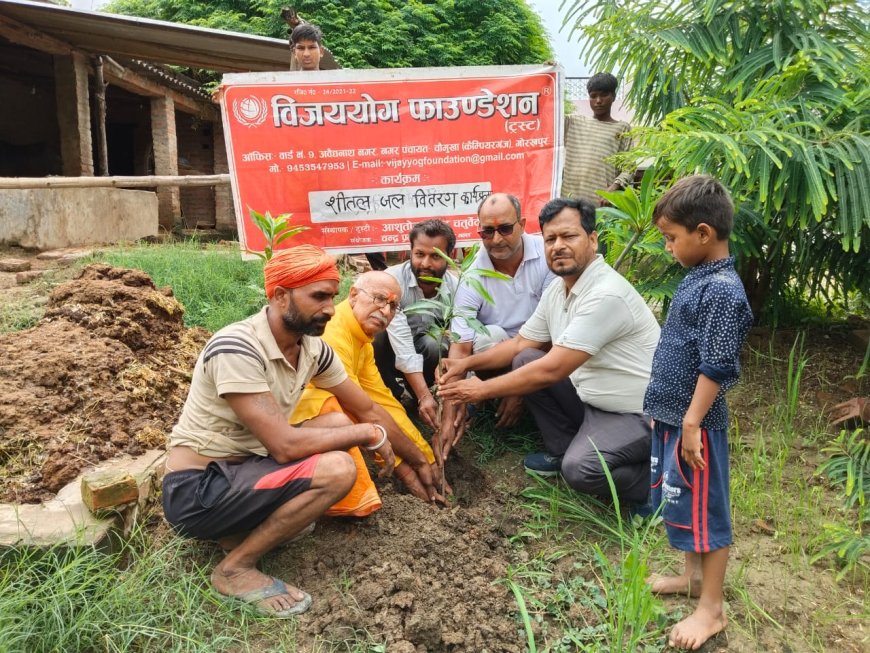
[246,207,308,261]
[404,243,509,492]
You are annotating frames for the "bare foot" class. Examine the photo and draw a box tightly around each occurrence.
[211,565,307,614]
[669,606,727,650]
[217,522,316,553]
[648,573,701,597]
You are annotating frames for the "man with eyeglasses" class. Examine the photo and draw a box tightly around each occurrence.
[373,219,458,430]
[436,193,556,461]
[293,271,445,505]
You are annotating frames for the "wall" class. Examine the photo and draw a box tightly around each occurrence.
[0,188,158,250]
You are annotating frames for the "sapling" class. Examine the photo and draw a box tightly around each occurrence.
[245,208,308,261]
[404,243,509,493]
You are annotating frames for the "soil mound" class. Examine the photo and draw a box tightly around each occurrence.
[284,450,528,652]
[0,264,208,503]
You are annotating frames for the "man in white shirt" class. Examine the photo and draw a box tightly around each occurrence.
[436,193,555,460]
[373,219,458,430]
[439,197,660,505]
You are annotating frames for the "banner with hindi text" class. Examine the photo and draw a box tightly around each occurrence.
[219,65,563,256]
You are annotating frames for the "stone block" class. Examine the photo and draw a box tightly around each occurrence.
[0,258,31,272]
[81,471,139,513]
[15,270,43,284]
[0,449,165,548]
[0,189,158,250]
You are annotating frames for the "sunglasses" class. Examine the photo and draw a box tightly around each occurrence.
[478,220,519,240]
[357,288,401,313]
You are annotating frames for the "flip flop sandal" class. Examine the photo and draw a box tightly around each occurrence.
[225,576,312,618]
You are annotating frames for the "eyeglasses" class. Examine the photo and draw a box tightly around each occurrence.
[357,288,401,313]
[478,220,519,240]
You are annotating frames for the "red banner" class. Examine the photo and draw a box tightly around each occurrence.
[219,65,562,256]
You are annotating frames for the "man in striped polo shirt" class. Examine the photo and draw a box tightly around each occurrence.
[561,72,634,206]
[163,246,396,618]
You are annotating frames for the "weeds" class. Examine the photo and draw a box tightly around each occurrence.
[0,526,258,652]
[509,450,667,652]
[813,427,870,579]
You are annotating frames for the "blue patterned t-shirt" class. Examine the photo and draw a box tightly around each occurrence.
[643,256,752,430]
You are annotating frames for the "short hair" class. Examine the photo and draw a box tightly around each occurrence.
[586,72,618,95]
[409,219,456,253]
[477,193,521,221]
[538,197,596,235]
[653,175,734,239]
[291,23,322,45]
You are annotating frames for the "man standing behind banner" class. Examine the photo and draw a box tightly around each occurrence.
[437,193,555,461]
[561,72,634,206]
[373,219,458,429]
[290,21,388,271]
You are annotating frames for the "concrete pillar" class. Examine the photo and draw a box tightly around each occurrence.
[53,52,93,177]
[150,96,180,230]
[213,121,234,232]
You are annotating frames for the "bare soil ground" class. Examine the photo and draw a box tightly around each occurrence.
[0,260,207,502]
[1,250,867,652]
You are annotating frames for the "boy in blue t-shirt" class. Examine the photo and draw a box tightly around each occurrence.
[644,175,752,650]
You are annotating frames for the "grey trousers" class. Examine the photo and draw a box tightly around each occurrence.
[513,348,651,504]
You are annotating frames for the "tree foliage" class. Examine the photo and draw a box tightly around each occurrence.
[106,0,552,68]
[563,0,870,320]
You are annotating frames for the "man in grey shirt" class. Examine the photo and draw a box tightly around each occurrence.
[374,219,457,430]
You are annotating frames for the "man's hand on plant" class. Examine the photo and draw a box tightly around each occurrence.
[437,357,469,385]
[495,396,523,428]
[417,392,439,431]
[438,376,484,404]
[829,397,870,426]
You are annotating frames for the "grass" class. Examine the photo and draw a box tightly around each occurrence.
[94,240,266,333]
[0,524,262,652]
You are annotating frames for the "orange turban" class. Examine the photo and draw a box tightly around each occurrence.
[264,245,340,299]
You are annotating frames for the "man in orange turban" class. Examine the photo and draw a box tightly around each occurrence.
[163,244,406,619]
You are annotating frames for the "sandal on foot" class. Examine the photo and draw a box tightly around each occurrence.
[225,576,312,618]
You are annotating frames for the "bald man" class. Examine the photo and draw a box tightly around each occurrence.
[292,271,444,505]
[164,246,397,618]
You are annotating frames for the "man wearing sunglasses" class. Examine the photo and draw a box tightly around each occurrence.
[292,271,445,506]
[435,193,556,462]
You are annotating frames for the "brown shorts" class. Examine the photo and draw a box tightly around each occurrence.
[162,454,320,540]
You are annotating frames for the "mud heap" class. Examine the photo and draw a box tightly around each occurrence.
[0,264,209,503]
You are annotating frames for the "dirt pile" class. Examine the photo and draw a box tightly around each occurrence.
[282,452,529,652]
[0,264,208,503]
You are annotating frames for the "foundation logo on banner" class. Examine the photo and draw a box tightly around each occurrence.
[232,96,269,127]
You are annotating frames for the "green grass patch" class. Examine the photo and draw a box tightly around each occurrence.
[0,526,267,652]
[94,240,266,332]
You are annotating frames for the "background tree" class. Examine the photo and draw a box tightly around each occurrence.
[106,0,552,69]
[563,0,870,320]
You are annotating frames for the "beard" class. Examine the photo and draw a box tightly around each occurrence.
[282,302,329,336]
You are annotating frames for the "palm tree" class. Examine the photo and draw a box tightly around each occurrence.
[563,0,870,319]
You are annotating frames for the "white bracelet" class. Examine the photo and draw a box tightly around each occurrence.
[364,424,388,450]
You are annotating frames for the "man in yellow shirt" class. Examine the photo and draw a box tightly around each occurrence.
[293,271,444,505]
